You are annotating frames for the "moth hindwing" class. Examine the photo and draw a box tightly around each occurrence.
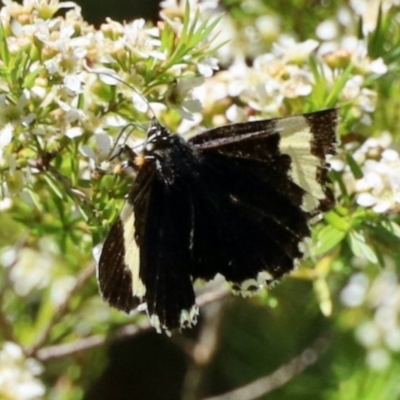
[97,109,338,333]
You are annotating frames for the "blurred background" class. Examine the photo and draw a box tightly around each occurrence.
[2,1,400,399]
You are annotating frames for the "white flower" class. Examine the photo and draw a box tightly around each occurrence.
[342,76,377,114]
[340,130,400,214]
[255,15,281,40]
[160,0,218,13]
[241,79,284,114]
[80,132,113,168]
[197,57,219,77]
[0,342,45,400]
[347,39,388,76]
[63,74,83,95]
[50,276,76,306]
[225,104,247,123]
[356,192,377,208]
[57,100,86,124]
[384,328,400,351]
[316,19,338,40]
[273,38,319,64]
[350,0,399,34]
[281,66,313,98]
[369,58,388,75]
[165,77,204,120]
[3,242,56,296]
[341,273,369,307]
[355,322,380,347]
[131,91,149,114]
[366,348,391,370]
[122,19,160,57]
[65,126,83,138]
[0,123,13,152]
[104,115,128,127]
[0,197,12,211]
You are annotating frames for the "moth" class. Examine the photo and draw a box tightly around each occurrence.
[97,109,338,332]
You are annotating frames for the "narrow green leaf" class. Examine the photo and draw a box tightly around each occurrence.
[315,225,346,256]
[77,205,90,222]
[26,189,44,212]
[23,66,44,89]
[42,174,65,200]
[181,0,191,40]
[345,151,363,179]
[325,62,354,107]
[0,23,10,67]
[348,230,378,264]
[160,23,174,52]
[384,220,400,237]
[187,7,200,40]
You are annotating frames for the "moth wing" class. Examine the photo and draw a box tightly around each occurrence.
[97,210,141,312]
[188,153,309,293]
[138,174,198,332]
[188,109,338,293]
[190,108,337,214]
[97,167,155,313]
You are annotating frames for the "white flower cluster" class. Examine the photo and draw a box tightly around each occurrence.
[0,342,45,399]
[182,1,390,132]
[341,270,400,370]
[0,0,220,200]
[334,133,400,214]
[184,35,387,138]
[0,237,75,302]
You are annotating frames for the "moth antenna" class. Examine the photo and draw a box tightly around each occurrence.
[108,123,147,161]
[85,64,159,121]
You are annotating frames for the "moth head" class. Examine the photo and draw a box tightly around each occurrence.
[143,118,173,155]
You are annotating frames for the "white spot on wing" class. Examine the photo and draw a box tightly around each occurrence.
[231,270,274,296]
[275,116,325,212]
[120,203,146,298]
[93,243,103,279]
[149,314,164,334]
[148,305,199,334]
[180,305,199,328]
[298,236,311,259]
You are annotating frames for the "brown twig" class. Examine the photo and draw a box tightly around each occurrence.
[36,321,151,361]
[34,283,230,362]
[181,300,225,400]
[203,334,331,400]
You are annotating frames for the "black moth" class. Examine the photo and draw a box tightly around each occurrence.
[97,109,338,332]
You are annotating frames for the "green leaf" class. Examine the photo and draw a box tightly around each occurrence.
[324,210,350,231]
[381,220,400,238]
[23,66,44,89]
[160,22,174,53]
[346,151,363,179]
[0,23,10,67]
[348,230,378,264]
[325,62,354,107]
[42,174,66,200]
[315,224,346,256]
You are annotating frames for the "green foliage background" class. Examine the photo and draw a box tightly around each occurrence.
[1,0,400,399]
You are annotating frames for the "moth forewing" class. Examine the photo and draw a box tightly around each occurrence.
[97,217,141,313]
